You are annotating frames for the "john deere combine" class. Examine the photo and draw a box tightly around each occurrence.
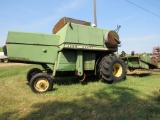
[4,17,126,93]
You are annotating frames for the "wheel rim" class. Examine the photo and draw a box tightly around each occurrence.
[113,63,122,77]
[34,78,49,92]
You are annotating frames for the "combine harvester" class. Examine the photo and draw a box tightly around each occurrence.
[120,46,160,75]
[4,17,126,93]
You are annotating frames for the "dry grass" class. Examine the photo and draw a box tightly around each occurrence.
[0,64,160,120]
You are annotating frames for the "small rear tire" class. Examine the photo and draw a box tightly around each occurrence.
[29,73,53,93]
[27,68,42,82]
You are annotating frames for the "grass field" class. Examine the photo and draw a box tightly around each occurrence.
[0,47,2,52]
[0,64,160,120]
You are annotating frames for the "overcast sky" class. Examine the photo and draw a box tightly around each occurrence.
[0,0,160,53]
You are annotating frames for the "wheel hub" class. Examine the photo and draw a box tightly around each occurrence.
[113,63,122,77]
[34,78,49,92]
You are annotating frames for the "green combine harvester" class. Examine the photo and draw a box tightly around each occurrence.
[4,17,126,93]
[120,50,160,75]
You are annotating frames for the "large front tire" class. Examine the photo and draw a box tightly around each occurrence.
[29,73,53,93]
[99,55,126,83]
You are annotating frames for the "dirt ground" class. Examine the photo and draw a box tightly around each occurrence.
[0,63,31,68]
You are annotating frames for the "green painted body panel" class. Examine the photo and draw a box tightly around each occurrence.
[56,51,95,72]
[88,27,103,45]
[56,23,106,46]
[124,56,149,69]
[56,51,77,71]
[139,53,152,64]
[139,61,149,69]
[7,31,59,64]
[84,52,95,70]
[56,23,79,45]
[78,25,90,44]
[7,44,58,64]
[7,31,59,45]
[130,58,139,68]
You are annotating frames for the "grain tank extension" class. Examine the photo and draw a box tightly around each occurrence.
[5,17,126,93]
